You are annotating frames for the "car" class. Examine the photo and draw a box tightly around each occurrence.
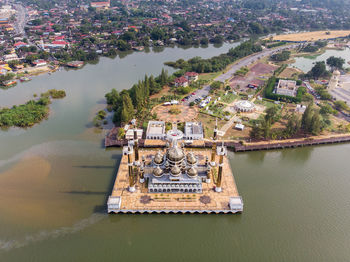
[192,92,195,95]
[181,98,185,101]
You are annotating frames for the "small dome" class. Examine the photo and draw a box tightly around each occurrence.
[187,167,198,177]
[186,153,197,165]
[170,165,181,176]
[334,70,340,75]
[154,151,164,164]
[167,146,184,162]
[153,166,163,177]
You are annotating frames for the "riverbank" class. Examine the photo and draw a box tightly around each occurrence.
[0,43,238,90]
[105,126,350,152]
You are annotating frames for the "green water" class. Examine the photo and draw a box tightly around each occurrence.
[291,48,350,72]
[1,44,350,262]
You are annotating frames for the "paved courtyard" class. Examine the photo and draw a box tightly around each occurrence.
[330,75,350,104]
[109,149,240,212]
[152,104,198,122]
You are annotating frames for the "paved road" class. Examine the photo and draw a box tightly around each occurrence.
[216,44,298,83]
[13,3,27,36]
[184,44,298,106]
[184,84,211,105]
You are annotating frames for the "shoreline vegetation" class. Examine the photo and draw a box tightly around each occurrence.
[103,33,350,147]
[1,31,349,90]
[104,39,263,127]
[0,89,66,128]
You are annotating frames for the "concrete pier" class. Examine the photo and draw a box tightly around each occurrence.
[107,149,243,214]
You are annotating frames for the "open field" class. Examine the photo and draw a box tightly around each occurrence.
[278,67,301,78]
[271,30,350,42]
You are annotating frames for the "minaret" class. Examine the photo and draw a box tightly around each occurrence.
[211,118,218,165]
[127,146,136,192]
[133,128,139,162]
[205,156,211,183]
[139,156,145,183]
[215,144,226,193]
[213,118,218,140]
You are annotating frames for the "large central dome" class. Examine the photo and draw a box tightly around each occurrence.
[167,146,185,162]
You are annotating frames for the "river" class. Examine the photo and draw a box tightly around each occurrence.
[1,44,350,262]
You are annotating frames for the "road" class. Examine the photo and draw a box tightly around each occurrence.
[184,85,211,105]
[215,44,298,82]
[13,3,27,36]
[184,44,298,106]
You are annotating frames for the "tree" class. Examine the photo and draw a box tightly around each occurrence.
[120,31,135,41]
[116,40,131,51]
[210,81,222,91]
[160,68,168,86]
[270,50,290,61]
[308,61,327,79]
[326,56,345,69]
[301,103,313,132]
[310,111,321,135]
[120,92,134,123]
[249,22,264,34]
[210,35,224,44]
[249,123,263,139]
[150,27,165,40]
[265,105,280,123]
[261,118,272,139]
[334,100,350,111]
[200,38,209,45]
[285,113,301,136]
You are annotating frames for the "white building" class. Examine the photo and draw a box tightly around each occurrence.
[146,121,166,140]
[184,122,204,140]
[125,129,143,140]
[3,53,19,62]
[275,79,297,97]
[235,123,245,130]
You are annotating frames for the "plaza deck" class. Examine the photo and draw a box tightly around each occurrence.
[107,149,243,214]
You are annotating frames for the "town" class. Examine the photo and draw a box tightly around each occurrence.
[2,0,350,87]
[104,35,350,152]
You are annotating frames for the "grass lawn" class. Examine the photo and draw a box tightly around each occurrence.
[221,93,237,104]
[255,99,277,109]
[196,113,226,138]
[199,71,222,82]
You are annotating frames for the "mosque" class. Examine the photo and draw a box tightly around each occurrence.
[107,121,243,214]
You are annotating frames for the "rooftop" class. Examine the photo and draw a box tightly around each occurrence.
[277,79,297,91]
[147,121,165,135]
[185,122,203,135]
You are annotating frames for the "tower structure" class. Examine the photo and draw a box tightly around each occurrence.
[126,145,136,192]
[133,128,139,163]
[211,118,218,165]
[215,143,227,192]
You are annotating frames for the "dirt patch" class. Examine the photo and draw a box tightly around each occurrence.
[250,63,277,75]
[230,63,277,91]
[150,86,171,99]
[271,30,350,42]
[278,67,301,78]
